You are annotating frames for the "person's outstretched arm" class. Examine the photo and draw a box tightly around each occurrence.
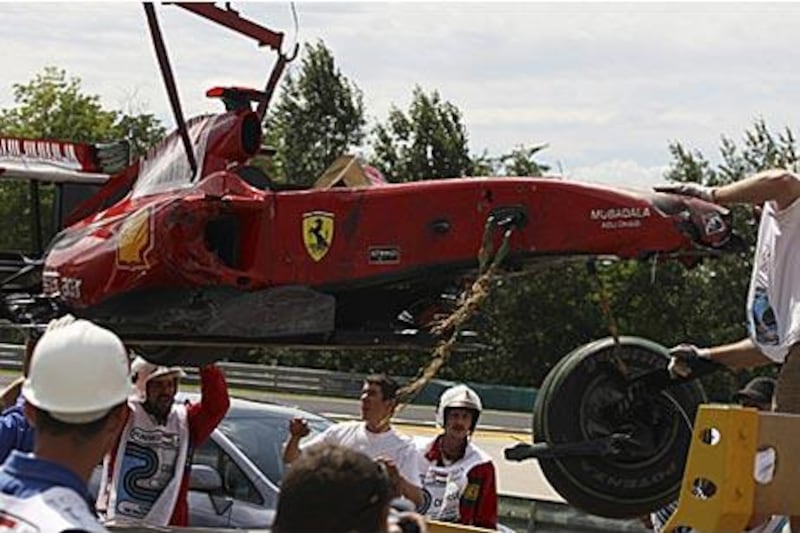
[187,364,230,446]
[668,338,772,379]
[714,169,800,210]
[655,169,800,210]
[283,418,310,465]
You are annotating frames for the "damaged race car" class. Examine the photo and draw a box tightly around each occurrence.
[0,125,737,362]
[0,1,739,522]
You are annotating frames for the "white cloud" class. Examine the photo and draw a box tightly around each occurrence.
[2,2,800,185]
[468,106,616,127]
[567,159,670,190]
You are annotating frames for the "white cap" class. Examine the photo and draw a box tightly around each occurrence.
[436,384,483,429]
[131,356,186,401]
[22,319,133,424]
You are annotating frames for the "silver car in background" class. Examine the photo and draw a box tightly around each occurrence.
[186,393,333,528]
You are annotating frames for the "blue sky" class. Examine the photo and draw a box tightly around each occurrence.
[2,2,799,188]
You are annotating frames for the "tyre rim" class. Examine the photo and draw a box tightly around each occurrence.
[578,369,692,468]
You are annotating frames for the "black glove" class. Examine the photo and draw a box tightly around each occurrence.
[654,183,716,203]
[667,343,710,378]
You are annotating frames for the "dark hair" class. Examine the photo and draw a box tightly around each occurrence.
[273,444,391,533]
[365,373,399,401]
[32,402,125,441]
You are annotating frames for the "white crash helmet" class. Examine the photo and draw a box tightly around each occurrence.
[436,384,483,432]
[22,318,133,424]
[131,355,186,401]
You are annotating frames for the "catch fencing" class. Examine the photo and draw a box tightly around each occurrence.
[0,343,536,411]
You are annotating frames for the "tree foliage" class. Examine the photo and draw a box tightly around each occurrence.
[0,67,164,156]
[469,144,552,177]
[0,67,165,252]
[265,41,366,186]
[496,143,551,177]
[371,86,473,182]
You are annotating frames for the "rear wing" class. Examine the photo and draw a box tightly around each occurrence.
[0,136,130,185]
[0,137,132,254]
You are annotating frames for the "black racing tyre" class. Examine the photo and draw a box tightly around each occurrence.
[533,336,707,519]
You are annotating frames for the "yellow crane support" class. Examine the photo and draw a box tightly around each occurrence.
[664,404,800,532]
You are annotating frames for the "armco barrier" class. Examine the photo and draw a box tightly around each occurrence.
[500,496,649,532]
[0,343,536,411]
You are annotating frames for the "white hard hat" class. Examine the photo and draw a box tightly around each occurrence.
[22,319,133,424]
[436,384,483,431]
[131,356,186,401]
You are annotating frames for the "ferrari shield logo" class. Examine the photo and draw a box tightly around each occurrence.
[117,208,152,268]
[302,211,334,262]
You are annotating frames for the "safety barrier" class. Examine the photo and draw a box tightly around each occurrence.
[0,343,536,411]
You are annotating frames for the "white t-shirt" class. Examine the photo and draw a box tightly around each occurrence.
[746,198,800,362]
[303,421,422,488]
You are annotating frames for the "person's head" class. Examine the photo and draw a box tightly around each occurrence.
[273,443,392,533]
[130,355,186,420]
[360,374,399,429]
[436,384,482,440]
[734,376,776,411]
[22,319,132,455]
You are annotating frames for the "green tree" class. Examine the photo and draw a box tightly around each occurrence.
[265,41,366,186]
[497,143,551,177]
[371,86,472,182]
[469,149,494,176]
[0,67,163,154]
[0,67,165,251]
[114,112,167,160]
[469,144,552,177]
[0,67,117,142]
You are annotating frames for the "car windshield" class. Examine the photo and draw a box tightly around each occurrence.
[216,406,332,486]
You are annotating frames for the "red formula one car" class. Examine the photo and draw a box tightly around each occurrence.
[1,121,737,355]
[0,2,739,521]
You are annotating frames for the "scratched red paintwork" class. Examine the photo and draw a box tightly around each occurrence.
[37,107,732,309]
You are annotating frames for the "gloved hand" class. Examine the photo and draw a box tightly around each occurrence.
[654,183,716,203]
[45,313,77,332]
[667,343,711,378]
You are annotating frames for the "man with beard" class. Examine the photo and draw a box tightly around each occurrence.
[415,385,497,529]
[96,356,229,527]
[283,373,423,507]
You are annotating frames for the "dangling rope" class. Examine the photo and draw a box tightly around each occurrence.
[394,217,514,414]
[587,259,628,377]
